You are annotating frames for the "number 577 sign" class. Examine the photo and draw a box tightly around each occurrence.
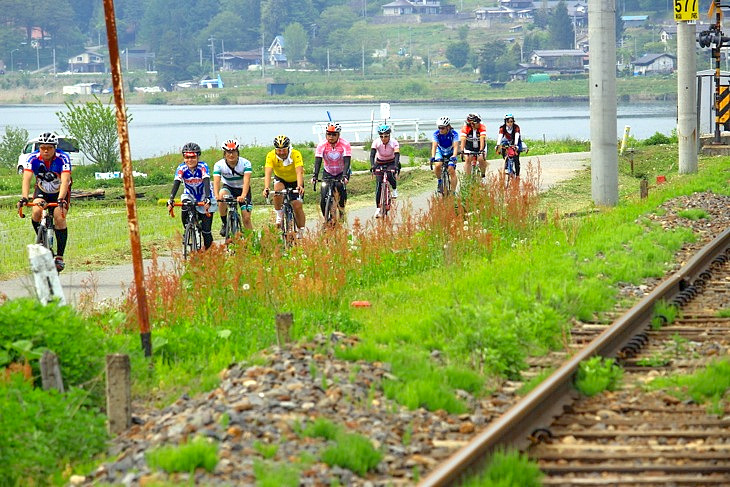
[675,0,698,21]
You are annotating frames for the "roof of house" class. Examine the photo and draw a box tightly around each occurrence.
[532,49,585,57]
[633,53,676,66]
[383,0,415,7]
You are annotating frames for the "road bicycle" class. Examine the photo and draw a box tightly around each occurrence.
[462,151,484,182]
[18,201,59,256]
[430,158,456,197]
[502,144,519,190]
[268,188,300,248]
[218,195,242,242]
[373,166,397,218]
[313,177,344,225]
[168,200,207,259]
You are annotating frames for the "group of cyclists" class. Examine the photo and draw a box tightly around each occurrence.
[430,112,526,195]
[17,113,526,271]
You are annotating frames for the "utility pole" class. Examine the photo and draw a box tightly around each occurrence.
[588,0,618,206]
[677,11,697,172]
[208,36,216,73]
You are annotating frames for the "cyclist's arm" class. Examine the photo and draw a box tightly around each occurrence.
[295,165,304,191]
[313,157,322,180]
[263,166,273,194]
[202,176,211,201]
[21,170,32,199]
[343,156,351,181]
[459,135,466,154]
[394,152,401,174]
[431,141,437,159]
[479,132,486,152]
[58,172,71,201]
[212,174,222,198]
[369,148,376,170]
[169,179,181,200]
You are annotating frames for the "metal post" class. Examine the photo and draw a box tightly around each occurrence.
[589,0,618,206]
[677,21,698,172]
[713,0,722,144]
[103,0,152,357]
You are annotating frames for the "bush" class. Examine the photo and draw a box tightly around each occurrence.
[0,126,28,169]
[0,374,108,485]
[575,356,623,397]
[146,436,219,473]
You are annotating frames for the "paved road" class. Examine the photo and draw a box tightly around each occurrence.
[1,152,589,305]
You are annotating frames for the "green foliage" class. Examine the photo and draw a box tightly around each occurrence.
[0,299,108,402]
[321,431,383,476]
[146,436,219,473]
[575,356,623,397]
[253,440,279,459]
[460,449,543,487]
[298,417,339,441]
[648,358,730,413]
[0,374,108,486]
[0,125,28,169]
[643,131,677,145]
[651,299,680,330]
[445,42,469,69]
[283,22,308,63]
[678,209,709,221]
[253,459,300,487]
[56,96,128,171]
[548,1,575,49]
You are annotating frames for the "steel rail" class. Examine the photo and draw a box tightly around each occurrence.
[419,226,730,486]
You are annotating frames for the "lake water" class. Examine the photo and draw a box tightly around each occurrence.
[0,101,677,159]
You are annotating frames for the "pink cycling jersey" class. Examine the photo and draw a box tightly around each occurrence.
[372,137,399,162]
[315,137,351,175]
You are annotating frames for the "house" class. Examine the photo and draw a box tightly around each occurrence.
[62,83,103,95]
[659,25,677,43]
[218,50,261,70]
[67,49,105,73]
[382,0,444,16]
[632,53,675,75]
[529,49,586,71]
[268,36,287,67]
[122,48,155,71]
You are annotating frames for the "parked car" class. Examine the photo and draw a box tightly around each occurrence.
[16,136,88,174]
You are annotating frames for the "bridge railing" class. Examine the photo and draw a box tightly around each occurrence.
[312,119,427,143]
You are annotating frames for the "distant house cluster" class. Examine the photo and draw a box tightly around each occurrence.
[382,0,455,16]
[475,0,587,26]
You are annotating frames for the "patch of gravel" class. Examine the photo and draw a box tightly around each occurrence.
[77,191,730,487]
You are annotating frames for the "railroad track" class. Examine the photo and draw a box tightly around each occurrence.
[421,228,730,486]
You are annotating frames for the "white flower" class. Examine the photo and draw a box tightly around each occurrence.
[299,273,305,280]
[243,283,250,291]
[555,241,560,246]
[266,267,271,272]
[463,225,469,231]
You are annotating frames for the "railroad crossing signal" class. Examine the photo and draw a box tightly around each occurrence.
[697,27,729,48]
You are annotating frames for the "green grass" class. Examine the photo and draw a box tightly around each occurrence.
[253,460,300,487]
[146,436,219,474]
[460,449,543,487]
[647,358,730,415]
[678,208,709,220]
[574,356,623,397]
[651,299,680,330]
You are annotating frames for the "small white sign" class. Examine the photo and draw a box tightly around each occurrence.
[380,103,391,121]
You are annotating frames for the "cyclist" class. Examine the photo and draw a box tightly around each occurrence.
[262,135,306,237]
[17,132,72,272]
[369,124,400,218]
[495,113,527,177]
[460,113,488,183]
[166,142,217,250]
[430,116,459,194]
[213,139,253,235]
[312,122,351,219]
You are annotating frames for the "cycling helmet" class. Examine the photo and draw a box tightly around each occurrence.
[437,116,450,127]
[467,113,481,123]
[37,132,58,146]
[377,124,391,135]
[325,123,341,134]
[504,113,514,121]
[221,139,239,151]
[181,142,201,155]
[273,135,291,148]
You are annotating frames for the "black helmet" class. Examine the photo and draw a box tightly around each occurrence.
[182,142,201,155]
[466,113,481,123]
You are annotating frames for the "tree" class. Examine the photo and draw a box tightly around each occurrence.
[0,126,28,169]
[56,97,130,171]
[445,42,469,69]
[283,22,308,63]
[548,1,575,49]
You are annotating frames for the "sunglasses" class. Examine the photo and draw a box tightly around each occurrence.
[326,132,338,136]
[438,125,447,129]
[379,134,390,137]
[223,149,238,153]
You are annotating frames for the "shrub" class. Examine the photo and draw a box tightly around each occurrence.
[575,356,623,397]
[146,436,219,473]
[322,431,383,476]
[0,125,28,169]
[0,373,108,485]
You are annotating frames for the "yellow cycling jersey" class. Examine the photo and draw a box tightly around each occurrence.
[265,148,303,183]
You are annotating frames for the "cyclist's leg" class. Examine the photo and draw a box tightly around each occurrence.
[387,165,397,192]
[464,152,474,176]
[273,179,285,226]
[448,161,458,193]
[240,188,253,230]
[200,212,213,249]
[337,179,347,210]
[291,198,305,232]
[218,186,230,223]
[514,154,521,177]
[478,153,487,179]
[374,168,384,205]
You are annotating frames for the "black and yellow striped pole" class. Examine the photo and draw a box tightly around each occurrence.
[713,0,722,143]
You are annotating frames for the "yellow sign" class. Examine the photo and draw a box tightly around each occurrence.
[675,0,698,21]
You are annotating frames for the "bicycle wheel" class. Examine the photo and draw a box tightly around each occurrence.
[379,180,390,217]
[183,222,198,259]
[226,211,240,240]
[442,170,452,197]
[323,192,333,224]
[282,206,295,247]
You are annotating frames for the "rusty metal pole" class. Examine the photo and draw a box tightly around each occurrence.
[713,0,722,144]
[103,0,152,357]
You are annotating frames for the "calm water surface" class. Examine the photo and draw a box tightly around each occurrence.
[0,101,676,159]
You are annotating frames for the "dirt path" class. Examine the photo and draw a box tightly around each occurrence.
[1,152,590,305]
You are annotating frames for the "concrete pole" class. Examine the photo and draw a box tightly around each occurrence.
[589,0,618,206]
[677,21,698,173]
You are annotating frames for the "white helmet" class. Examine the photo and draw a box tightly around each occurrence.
[437,116,450,127]
[37,132,58,146]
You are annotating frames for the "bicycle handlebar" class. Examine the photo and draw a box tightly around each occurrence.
[18,201,59,219]
[312,178,345,193]
[167,201,208,218]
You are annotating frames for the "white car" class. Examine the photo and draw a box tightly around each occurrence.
[17,136,88,174]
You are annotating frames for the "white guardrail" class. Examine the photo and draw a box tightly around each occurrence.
[312,119,426,143]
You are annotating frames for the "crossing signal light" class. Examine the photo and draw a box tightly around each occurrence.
[697,28,730,49]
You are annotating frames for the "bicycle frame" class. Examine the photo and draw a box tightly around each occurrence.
[271,189,299,247]
[503,145,518,189]
[19,202,59,255]
[169,201,207,259]
[373,167,396,218]
[314,178,343,225]
[219,195,242,241]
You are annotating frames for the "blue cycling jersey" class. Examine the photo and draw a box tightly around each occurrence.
[174,161,213,202]
[432,128,459,151]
